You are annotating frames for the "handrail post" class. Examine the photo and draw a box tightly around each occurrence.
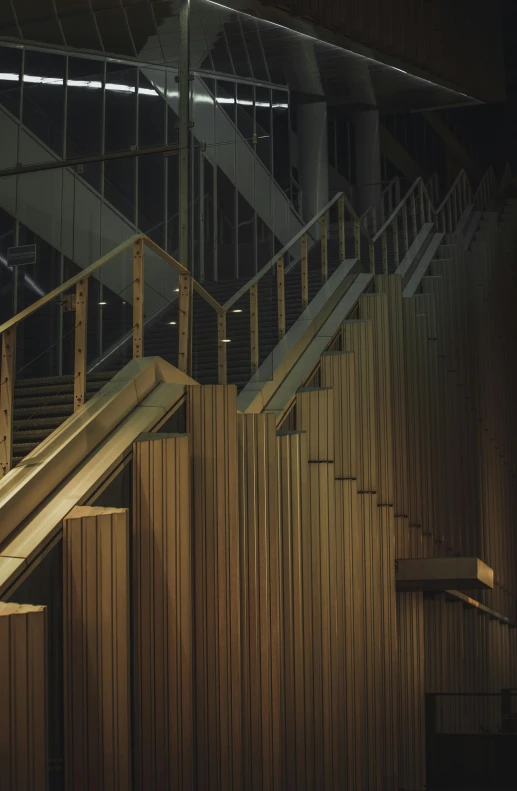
[338,195,346,263]
[354,217,361,260]
[403,202,409,254]
[320,212,328,282]
[369,241,375,274]
[393,215,399,270]
[250,284,259,374]
[381,231,388,275]
[0,327,16,476]
[301,232,309,309]
[410,191,417,235]
[217,309,227,385]
[178,272,192,374]
[74,278,88,413]
[276,257,285,340]
[133,238,144,358]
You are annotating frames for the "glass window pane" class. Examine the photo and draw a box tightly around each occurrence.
[236,82,253,141]
[104,63,137,223]
[237,193,255,279]
[255,86,271,171]
[0,46,21,117]
[216,167,235,280]
[67,56,103,192]
[138,153,164,244]
[138,70,165,147]
[22,50,65,157]
[272,89,289,193]
[167,154,179,256]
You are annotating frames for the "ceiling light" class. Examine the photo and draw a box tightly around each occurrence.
[232,309,243,313]
[99,301,107,305]
[174,287,180,292]
[221,339,231,343]
[168,321,177,325]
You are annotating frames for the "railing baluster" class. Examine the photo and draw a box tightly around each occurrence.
[277,257,285,340]
[178,272,191,374]
[0,327,16,476]
[393,214,399,270]
[320,212,328,282]
[410,191,417,236]
[369,241,375,274]
[301,232,309,309]
[133,238,144,358]
[403,202,409,253]
[74,277,88,413]
[218,309,227,385]
[354,217,361,260]
[250,284,259,374]
[382,231,388,275]
[338,195,346,263]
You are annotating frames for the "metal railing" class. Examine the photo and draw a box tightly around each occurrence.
[0,234,220,476]
[0,164,505,477]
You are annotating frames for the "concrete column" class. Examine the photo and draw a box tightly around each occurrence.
[297,101,329,222]
[354,109,382,216]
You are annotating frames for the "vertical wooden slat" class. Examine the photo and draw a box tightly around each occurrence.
[276,258,285,340]
[301,232,309,309]
[178,272,191,374]
[341,320,377,494]
[250,284,259,374]
[63,506,131,791]
[238,414,282,791]
[218,309,228,385]
[0,603,48,791]
[277,430,310,789]
[74,278,88,413]
[132,434,194,791]
[187,386,241,791]
[0,326,16,475]
[320,212,328,282]
[321,351,356,480]
[133,238,144,358]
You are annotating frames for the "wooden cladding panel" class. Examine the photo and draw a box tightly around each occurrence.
[397,593,425,791]
[63,506,131,791]
[187,385,242,791]
[132,434,194,791]
[358,293,394,506]
[320,351,356,479]
[0,603,47,791]
[277,431,310,789]
[238,414,282,791]
[295,387,334,463]
[341,320,377,493]
[376,275,409,519]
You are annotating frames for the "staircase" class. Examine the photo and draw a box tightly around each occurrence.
[11,371,115,467]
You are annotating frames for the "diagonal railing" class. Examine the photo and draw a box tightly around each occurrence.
[0,234,224,476]
[0,165,505,477]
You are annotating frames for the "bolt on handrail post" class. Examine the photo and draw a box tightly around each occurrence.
[320,212,328,282]
[74,277,88,413]
[133,238,144,359]
[218,308,228,385]
[250,283,259,375]
[338,195,346,263]
[178,272,192,374]
[0,326,16,476]
[276,257,285,340]
[301,232,309,309]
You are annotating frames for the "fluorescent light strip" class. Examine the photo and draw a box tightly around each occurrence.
[0,73,159,96]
